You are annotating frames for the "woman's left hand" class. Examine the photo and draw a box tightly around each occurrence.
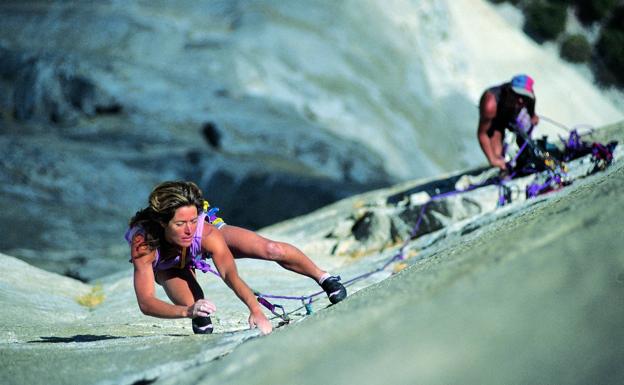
[249,311,273,335]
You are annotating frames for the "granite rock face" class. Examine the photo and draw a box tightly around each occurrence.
[1,0,623,381]
[2,124,622,385]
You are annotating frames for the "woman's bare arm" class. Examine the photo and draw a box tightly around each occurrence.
[131,233,192,318]
[202,225,272,334]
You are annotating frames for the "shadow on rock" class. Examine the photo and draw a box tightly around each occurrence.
[28,335,123,343]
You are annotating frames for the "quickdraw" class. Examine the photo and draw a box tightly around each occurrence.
[255,295,291,323]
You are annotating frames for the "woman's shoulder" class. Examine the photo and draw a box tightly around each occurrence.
[201,220,216,238]
[125,223,144,244]
[200,220,229,252]
[128,228,156,262]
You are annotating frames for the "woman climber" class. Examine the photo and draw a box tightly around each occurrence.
[125,180,347,335]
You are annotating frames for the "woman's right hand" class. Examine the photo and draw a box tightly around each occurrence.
[249,310,273,335]
[188,299,217,318]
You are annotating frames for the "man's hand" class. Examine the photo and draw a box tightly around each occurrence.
[188,299,217,318]
[491,157,507,171]
[531,114,539,127]
[248,310,273,335]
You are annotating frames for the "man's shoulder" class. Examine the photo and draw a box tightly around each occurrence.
[480,92,498,118]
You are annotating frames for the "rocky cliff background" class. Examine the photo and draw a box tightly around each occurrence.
[1,1,624,383]
[0,0,622,279]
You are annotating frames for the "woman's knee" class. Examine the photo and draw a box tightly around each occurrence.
[265,241,286,261]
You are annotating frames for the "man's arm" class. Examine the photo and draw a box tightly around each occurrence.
[202,225,272,334]
[531,106,539,127]
[477,92,506,170]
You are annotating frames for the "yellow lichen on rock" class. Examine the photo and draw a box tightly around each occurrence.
[76,284,106,309]
[392,262,408,274]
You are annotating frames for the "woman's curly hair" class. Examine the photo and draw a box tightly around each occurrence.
[129,181,204,250]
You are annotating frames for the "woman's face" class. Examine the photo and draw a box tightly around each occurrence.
[164,205,199,248]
